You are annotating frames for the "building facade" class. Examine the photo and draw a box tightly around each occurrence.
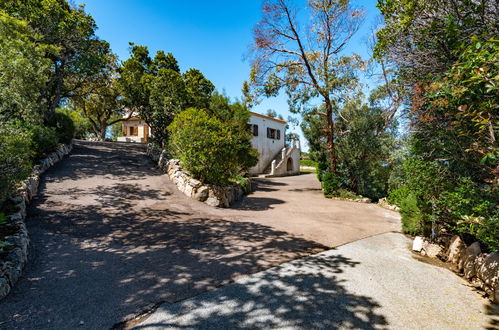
[117,111,300,176]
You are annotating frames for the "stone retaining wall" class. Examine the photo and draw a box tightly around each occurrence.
[0,143,73,300]
[412,235,498,302]
[147,144,246,208]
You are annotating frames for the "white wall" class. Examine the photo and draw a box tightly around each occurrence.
[248,114,287,174]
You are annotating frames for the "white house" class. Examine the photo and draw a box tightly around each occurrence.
[116,115,150,143]
[248,111,300,176]
[117,111,300,176]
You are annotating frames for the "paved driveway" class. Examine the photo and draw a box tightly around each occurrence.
[0,142,324,329]
[221,174,401,248]
[136,233,495,330]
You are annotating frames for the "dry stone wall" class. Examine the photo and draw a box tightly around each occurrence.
[147,144,245,208]
[0,143,73,300]
[412,235,499,302]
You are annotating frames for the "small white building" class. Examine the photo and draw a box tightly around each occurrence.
[116,116,150,143]
[248,111,300,176]
[117,111,300,176]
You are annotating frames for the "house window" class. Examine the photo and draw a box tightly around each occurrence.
[252,124,258,136]
[267,128,281,140]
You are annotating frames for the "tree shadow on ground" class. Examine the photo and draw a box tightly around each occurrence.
[485,302,499,330]
[49,140,156,182]
[0,140,328,329]
[131,253,388,330]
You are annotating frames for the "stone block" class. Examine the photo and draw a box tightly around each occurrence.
[0,278,10,300]
[477,252,499,296]
[463,242,481,279]
[447,235,466,266]
[423,242,443,258]
[412,236,424,252]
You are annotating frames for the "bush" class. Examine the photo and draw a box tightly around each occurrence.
[399,193,424,235]
[0,124,32,206]
[48,112,75,144]
[300,159,317,167]
[321,172,340,197]
[28,125,58,159]
[387,186,411,207]
[168,108,258,186]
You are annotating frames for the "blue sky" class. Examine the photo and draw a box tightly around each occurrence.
[77,0,382,150]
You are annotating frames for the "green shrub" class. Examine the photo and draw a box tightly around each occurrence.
[300,159,317,167]
[29,125,59,159]
[0,124,32,205]
[399,193,424,235]
[321,172,340,197]
[48,112,75,144]
[168,108,258,186]
[387,186,411,207]
[231,175,251,194]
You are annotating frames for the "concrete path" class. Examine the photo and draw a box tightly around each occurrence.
[135,233,496,330]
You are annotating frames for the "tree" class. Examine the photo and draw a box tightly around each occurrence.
[119,45,215,146]
[70,53,127,140]
[0,11,50,124]
[1,0,110,121]
[183,68,215,109]
[247,0,365,174]
[302,92,397,199]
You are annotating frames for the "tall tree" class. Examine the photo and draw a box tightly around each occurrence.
[1,0,109,121]
[0,10,50,123]
[247,0,365,174]
[119,44,215,146]
[70,53,127,140]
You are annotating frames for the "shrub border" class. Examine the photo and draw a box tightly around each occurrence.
[146,144,247,208]
[0,142,73,300]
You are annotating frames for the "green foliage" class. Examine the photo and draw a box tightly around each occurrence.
[58,107,92,139]
[0,10,50,123]
[303,95,397,200]
[399,193,424,235]
[168,108,258,186]
[386,186,410,207]
[231,175,252,195]
[28,125,59,159]
[300,159,317,167]
[0,123,32,205]
[119,46,215,146]
[321,172,341,198]
[1,0,111,119]
[48,112,75,144]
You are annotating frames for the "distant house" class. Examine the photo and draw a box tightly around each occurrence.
[116,115,150,143]
[248,112,300,176]
[118,111,300,176]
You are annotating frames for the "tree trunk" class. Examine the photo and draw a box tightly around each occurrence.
[99,126,107,141]
[324,98,336,174]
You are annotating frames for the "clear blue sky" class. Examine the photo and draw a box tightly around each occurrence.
[77,0,381,150]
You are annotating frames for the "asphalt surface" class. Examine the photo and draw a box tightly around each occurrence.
[135,233,495,330]
[0,141,324,329]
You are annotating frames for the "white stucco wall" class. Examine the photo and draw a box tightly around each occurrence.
[117,120,149,143]
[248,113,287,174]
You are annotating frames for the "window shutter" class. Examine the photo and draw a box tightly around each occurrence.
[253,125,258,136]
[123,126,127,136]
[277,129,281,140]
[267,127,271,138]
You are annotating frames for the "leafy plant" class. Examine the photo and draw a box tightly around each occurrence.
[0,123,32,205]
[168,108,258,186]
[48,112,75,144]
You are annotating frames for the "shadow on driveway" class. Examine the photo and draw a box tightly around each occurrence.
[0,141,326,330]
[131,253,388,330]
